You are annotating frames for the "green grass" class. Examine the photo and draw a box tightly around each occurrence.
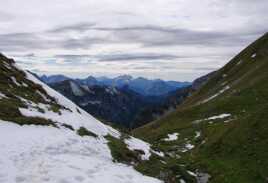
[77,127,98,137]
[133,33,268,182]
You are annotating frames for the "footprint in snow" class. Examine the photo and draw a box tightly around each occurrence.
[74,176,85,182]
[42,177,50,182]
[68,164,82,171]
[59,178,71,183]
[15,176,27,183]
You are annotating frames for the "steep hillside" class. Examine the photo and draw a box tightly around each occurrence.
[134,33,268,183]
[0,53,164,183]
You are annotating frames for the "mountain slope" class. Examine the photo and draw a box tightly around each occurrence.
[0,53,163,183]
[134,33,268,183]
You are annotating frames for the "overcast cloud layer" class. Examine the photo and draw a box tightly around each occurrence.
[0,0,267,81]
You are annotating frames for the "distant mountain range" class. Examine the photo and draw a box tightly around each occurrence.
[40,74,191,96]
[44,79,189,128]
[37,73,211,128]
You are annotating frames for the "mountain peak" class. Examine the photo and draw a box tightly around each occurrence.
[115,74,133,80]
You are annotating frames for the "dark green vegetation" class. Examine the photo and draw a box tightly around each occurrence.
[77,127,98,137]
[134,33,268,183]
[0,53,65,126]
[61,123,75,131]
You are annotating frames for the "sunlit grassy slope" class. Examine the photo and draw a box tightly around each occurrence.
[134,33,268,183]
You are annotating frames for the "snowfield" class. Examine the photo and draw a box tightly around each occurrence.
[0,121,161,183]
[0,92,7,99]
[0,70,162,183]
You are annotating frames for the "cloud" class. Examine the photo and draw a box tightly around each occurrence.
[49,22,96,33]
[0,32,61,52]
[54,53,179,62]
[1,25,262,53]
[0,0,267,80]
[96,53,179,61]
[0,11,14,22]
[47,24,263,48]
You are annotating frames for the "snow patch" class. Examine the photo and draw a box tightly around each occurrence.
[11,76,21,86]
[180,141,195,153]
[185,143,195,150]
[70,81,85,96]
[80,100,101,106]
[81,85,95,94]
[207,113,231,120]
[164,133,179,141]
[36,90,51,102]
[196,172,211,183]
[221,81,228,86]
[201,85,230,104]
[251,53,257,58]
[3,62,12,70]
[236,60,243,65]
[195,131,201,138]
[151,150,165,157]
[105,87,119,95]
[187,170,197,177]
[193,113,231,124]
[22,82,28,87]
[223,118,233,123]
[0,92,7,99]
[124,137,152,160]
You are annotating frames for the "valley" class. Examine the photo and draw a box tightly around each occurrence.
[0,32,267,183]
[38,74,192,129]
[1,0,267,183]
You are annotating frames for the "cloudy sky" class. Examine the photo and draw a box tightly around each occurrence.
[0,0,267,81]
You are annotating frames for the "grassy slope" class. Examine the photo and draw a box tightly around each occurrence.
[133,33,268,182]
[0,54,65,126]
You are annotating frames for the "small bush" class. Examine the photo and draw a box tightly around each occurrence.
[77,127,98,138]
[61,123,74,131]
